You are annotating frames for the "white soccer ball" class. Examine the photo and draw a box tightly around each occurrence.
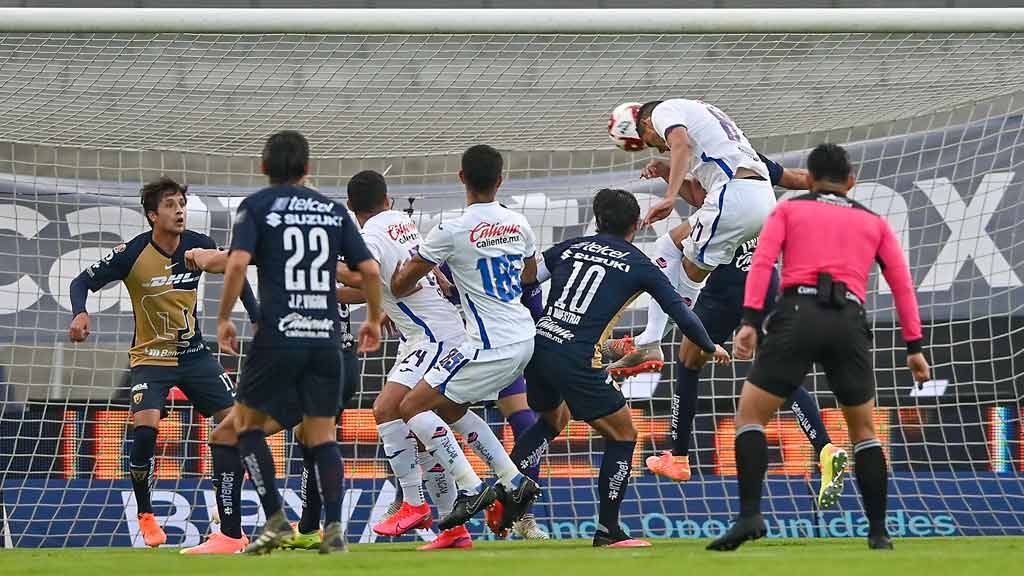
[607,102,645,151]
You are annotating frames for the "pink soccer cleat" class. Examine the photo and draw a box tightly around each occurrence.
[417,526,473,551]
[373,502,432,537]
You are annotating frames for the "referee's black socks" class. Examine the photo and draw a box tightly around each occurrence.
[735,424,768,518]
[238,429,283,516]
[853,439,888,538]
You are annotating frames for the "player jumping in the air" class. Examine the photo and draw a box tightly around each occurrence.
[605,103,848,509]
[390,144,542,534]
[341,170,470,549]
[507,188,729,547]
[68,177,259,549]
[216,130,383,555]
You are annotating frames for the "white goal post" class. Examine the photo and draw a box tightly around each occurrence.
[0,8,1022,547]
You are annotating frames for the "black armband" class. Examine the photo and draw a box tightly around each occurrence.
[741,306,764,328]
[906,339,923,355]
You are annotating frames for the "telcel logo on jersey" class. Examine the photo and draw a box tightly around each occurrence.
[469,221,521,248]
[277,312,333,339]
[141,272,200,288]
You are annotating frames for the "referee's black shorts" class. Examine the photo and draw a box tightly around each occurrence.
[747,294,874,407]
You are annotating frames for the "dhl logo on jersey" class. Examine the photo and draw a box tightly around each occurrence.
[141,272,201,288]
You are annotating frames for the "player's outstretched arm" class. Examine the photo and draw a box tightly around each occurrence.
[184,248,227,273]
[216,249,252,355]
[389,255,433,298]
[336,261,363,288]
[337,285,366,305]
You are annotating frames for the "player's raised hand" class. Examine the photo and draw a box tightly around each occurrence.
[357,321,382,353]
[217,318,239,355]
[68,312,91,342]
[733,325,758,360]
[641,159,670,181]
[642,197,676,228]
[908,352,931,383]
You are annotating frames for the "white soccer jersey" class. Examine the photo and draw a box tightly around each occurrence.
[417,201,536,350]
[361,210,465,345]
[650,98,768,194]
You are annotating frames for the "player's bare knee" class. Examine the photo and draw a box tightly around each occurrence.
[542,404,570,432]
[680,339,706,370]
[210,418,237,445]
[132,409,160,429]
[437,402,467,425]
[681,256,711,283]
[373,394,400,424]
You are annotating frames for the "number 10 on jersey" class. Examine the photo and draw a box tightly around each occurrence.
[477,255,523,302]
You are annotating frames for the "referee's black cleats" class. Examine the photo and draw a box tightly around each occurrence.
[494,476,542,533]
[706,514,767,551]
[439,485,497,530]
[868,534,894,550]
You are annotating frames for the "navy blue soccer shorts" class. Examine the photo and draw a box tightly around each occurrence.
[236,346,343,430]
[695,268,780,344]
[524,345,626,423]
[129,350,234,417]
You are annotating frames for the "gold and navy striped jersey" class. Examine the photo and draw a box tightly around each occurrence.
[72,230,255,367]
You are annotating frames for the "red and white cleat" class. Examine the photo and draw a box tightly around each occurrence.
[373,502,432,537]
[606,342,665,380]
[646,450,692,482]
[417,526,473,551]
[179,531,249,555]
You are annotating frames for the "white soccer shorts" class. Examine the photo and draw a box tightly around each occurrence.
[682,177,777,270]
[387,336,465,389]
[423,338,534,405]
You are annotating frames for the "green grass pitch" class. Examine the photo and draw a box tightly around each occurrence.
[5,537,1022,576]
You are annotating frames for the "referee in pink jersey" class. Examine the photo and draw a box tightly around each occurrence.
[708,143,931,552]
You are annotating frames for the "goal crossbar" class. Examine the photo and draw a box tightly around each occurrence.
[1,8,1024,35]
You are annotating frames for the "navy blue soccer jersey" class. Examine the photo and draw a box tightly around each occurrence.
[231,185,372,348]
[702,153,784,299]
[537,233,715,367]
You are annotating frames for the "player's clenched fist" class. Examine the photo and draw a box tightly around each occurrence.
[68,312,91,342]
[217,318,238,356]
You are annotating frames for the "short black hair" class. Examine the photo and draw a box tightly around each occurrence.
[140,176,187,228]
[461,144,504,193]
[593,188,640,236]
[634,100,663,140]
[347,170,388,214]
[262,130,309,184]
[807,143,852,184]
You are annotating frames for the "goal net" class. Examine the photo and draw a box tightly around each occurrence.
[1,8,1023,547]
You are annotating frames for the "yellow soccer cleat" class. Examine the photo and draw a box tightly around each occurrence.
[818,443,849,509]
[279,522,322,550]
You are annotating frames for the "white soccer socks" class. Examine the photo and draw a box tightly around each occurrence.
[378,419,425,506]
[420,450,457,516]
[408,411,484,493]
[450,411,522,488]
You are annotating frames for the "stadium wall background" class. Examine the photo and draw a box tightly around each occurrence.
[1,114,1022,545]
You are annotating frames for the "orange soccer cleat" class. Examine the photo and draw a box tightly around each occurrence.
[179,531,249,555]
[417,526,473,551]
[138,512,167,548]
[373,502,432,537]
[645,450,692,482]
